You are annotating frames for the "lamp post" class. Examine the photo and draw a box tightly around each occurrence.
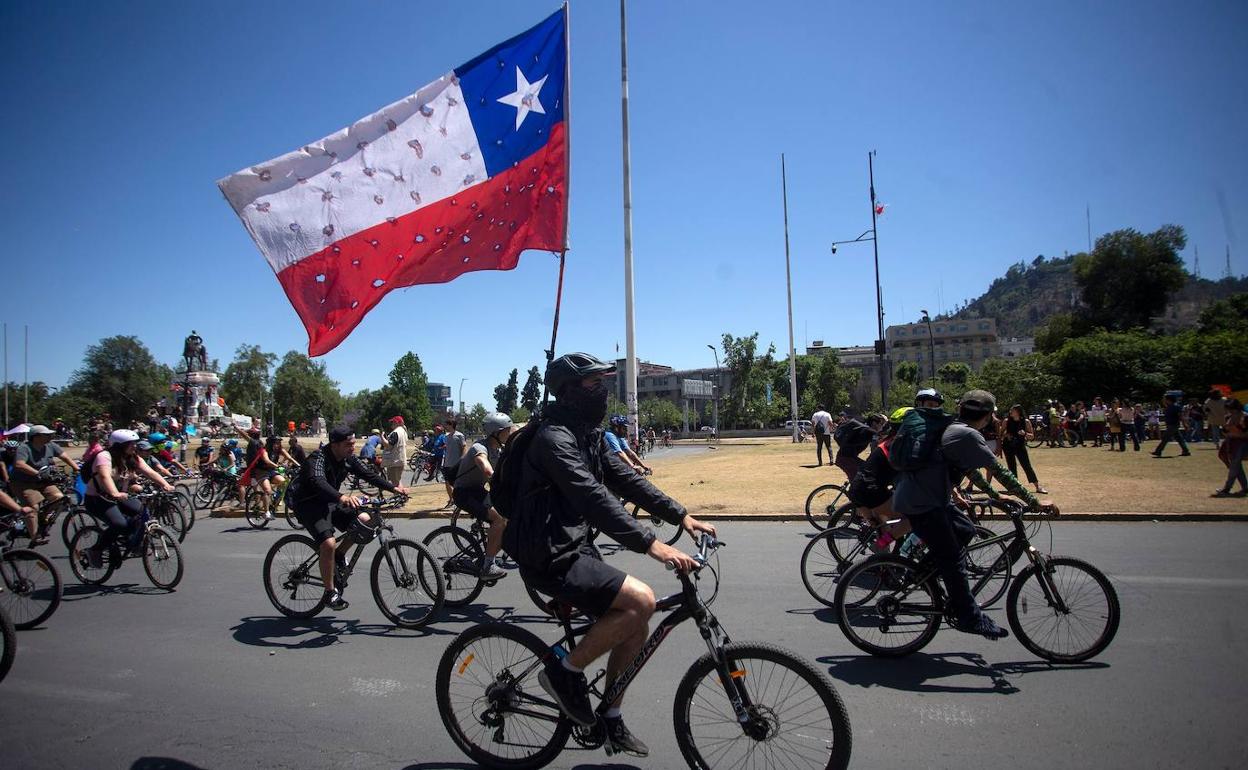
[830,150,889,409]
[458,378,468,416]
[706,344,721,436]
[920,310,936,384]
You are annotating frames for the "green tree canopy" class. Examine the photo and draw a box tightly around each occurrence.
[220,344,275,418]
[639,398,682,429]
[272,351,343,430]
[68,335,173,423]
[386,352,433,428]
[494,368,519,413]
[520,366,543,412]
[1197,292,1248,334]
[974,354,1062,413]
[1073,225,1188,330]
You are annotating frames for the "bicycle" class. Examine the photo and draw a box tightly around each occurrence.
[262,494,445,629]
[800,501,1010,610]
[804,482,849,530]
[244,469,291,529]
[191,468,238,511]
[0,511,64,629]
[67,492,185,590]
[833,498,1120,662]
[437,535,852,769]
[423,505,517,608]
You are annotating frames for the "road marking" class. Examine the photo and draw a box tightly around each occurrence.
[1114,575,1248,589]
[916,704,975,726]
[349,677,403,697]
[4,680,129,704]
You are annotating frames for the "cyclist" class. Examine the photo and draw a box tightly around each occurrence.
[286,435,308,467]
[502,352,716,756]
[194,437,215,472]
[645,427,656,453]
[915,387,944,410]
[237,428,264,507]
[846,407,912,549]
[152,439,190,475]
[605,415,651,475]
[136,441,173,479]
[10,424,80,546]
[84,429,176,563]
[286,425,409,611]
[450,412,515,579]
[892,390,1046,640]
[832,412,886,485]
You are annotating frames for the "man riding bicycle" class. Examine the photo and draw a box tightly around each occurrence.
[450,412,516,580]
[286,425,409,611]
[605,415,651,475]
[10,424,80,547]
[502,352,717,757]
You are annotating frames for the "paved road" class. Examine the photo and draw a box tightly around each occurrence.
[3,519,1246,769]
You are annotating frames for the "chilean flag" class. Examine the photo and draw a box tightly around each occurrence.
[219,8,568,356]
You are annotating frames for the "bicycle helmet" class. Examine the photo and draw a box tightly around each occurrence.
[137,440,153,451]
[483,412,514,437]
[545,352,615,396]
[609,414,629,427]
[2,440,17,449]
[149,432,167,442]
[889,407,913,424]
[225,438,239,448]
[108,428,140,447]
[914,388,944,406]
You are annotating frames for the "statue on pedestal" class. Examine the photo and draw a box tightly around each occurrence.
[183,330,208,372]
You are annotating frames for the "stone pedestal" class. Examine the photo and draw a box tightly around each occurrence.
[175,370,225,425]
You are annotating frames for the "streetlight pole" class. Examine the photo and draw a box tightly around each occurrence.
[920,310,936,384]
[458,378,467,416]
[706,344,720,437]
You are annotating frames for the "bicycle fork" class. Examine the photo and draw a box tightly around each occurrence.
[1022,548,1071,614]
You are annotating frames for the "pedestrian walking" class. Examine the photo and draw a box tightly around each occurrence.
[1213,400,1247,496]
[1153,392,1191,458]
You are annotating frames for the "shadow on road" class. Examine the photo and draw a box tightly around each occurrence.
[131,758,208,770]
[819,652,1108,695]
[401,761,642,770]
[62,582,169,601]
[231,615,442,648]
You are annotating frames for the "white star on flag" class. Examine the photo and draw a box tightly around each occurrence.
[497,66,548,130]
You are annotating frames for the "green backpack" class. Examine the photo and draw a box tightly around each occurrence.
[888,407,955,471]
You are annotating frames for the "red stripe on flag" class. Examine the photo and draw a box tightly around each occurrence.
[276,122,567,356]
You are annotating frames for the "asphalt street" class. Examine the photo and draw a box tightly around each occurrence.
[2,518,1246,769]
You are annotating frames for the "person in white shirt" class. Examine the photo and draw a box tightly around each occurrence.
[381,415,408,485]
[440,417,467,508]
[811,405,834,466]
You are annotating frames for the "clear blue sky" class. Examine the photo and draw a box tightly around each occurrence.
[3,0,1245,410]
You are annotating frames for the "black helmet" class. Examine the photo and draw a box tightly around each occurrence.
[545,353,615,396]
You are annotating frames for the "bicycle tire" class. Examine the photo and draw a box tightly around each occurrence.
[436,622,571,769]
[142,528,184,590]
[673,641,852,770]
[422,525,485,607]
[1006,555,1120,663]
[0,548,63,629]
[153,498,188,543]
[967,525,1011,609]
[799,523,867,608]
[630,502,681,546]
[175,489,196,533]
[60,507,93,550]
[370,538,444,629]
[263,534,328,618]
[822,503,876,566]
[804,484,847,531]
[68,526,119,586]
[0,605,14,683]
[244,489,271,529]
[1027,437,1044,449]
[284,495,300,529]
[834,554,941,657]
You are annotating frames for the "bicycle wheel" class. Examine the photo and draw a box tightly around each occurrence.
[68,526,119,586]
[436,622,571,769]
[799,524,869,608]
[262,534,327,618]
[244,489,270,529]
[284,495,300,529]
[153,498,188,543]
[631,502,681,546]
[0,605,14,683]
[0,548,63,629]
[142,528,184,589]
[1006,556,1120,663]
[422,525,484,607]
[834,555,941,657]
[60,507,93,550]
[1028,436,1044,449]
[823,503,877,566]
[370,538,444,629]
[673,641,852,770]
[174,489,196,533]
[966,525,1011,609]
[192,480,216,510]
[804,484,847,531]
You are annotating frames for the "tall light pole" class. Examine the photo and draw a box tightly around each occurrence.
[458,378,468,416]
[920,310,936,384]
[830,150,889,409]
[780,155,800,442]
[706,344,720,436]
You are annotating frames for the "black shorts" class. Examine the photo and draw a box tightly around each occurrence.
[452,485,491,521]
[847,475,890,509]
[441,463,459,484]
[294,503,358,545]
[520,547,626,619]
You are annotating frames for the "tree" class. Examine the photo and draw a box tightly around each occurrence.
[974,354,1062,413]
[220,344,276,418]
[520,366,543,412]
[386,352,433,428]
[271,351,343,430]
[462,403,488,435]
[1047,331,1169,402]
[806,353,857,417]
[1073,225,1188,330]
[893,361,920,386]
[493,369,519,413]
[1197,292,1248,334]
[68,336,173,423]
[936,362,972,390]
[510,406,531,424]
[639,398,682,429]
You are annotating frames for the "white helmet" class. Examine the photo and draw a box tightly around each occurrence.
[108,428,141,447]
[483,412,514,438]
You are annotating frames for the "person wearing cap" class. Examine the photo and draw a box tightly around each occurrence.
[502,353,716,756]
[439,417,465,505]
[893,389,1051,640]
[10,424,79,547]
[135,441,172,479]
[286,425,409,611]
[381,415,409,487]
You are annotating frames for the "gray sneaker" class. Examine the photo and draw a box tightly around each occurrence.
[604,716,649,757]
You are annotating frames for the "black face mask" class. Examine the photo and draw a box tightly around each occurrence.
[562,381,609,427]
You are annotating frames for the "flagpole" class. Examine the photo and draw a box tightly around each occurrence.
[868,150,887,410]
[781,155,800,442]
[619,0,639,444]
[3,322,8,429]
[24,324,29,423]
[542,1,572,412]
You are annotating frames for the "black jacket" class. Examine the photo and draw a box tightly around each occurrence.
[287,447,394,508]
[502,402,687,574]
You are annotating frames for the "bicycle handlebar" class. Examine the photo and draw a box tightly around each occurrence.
[664,533,726,573]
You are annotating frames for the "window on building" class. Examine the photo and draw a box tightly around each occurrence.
[935,325,945,333]
[978,322,990,330]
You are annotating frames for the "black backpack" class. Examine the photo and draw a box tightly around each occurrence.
[889,407,955,471]
[489,419,545,519]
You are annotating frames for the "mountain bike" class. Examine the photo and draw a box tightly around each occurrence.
[833,499,1120,663]
[67,493,185,590]
[244,470,291,529]
[0,603,14,683]
[262,494,445,629]
[0,512,64,629]
[423,505,515,607]
[804,482,849,530]
[436,534,852,769]
[800,501,1010,610]
[192,468,237,511]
